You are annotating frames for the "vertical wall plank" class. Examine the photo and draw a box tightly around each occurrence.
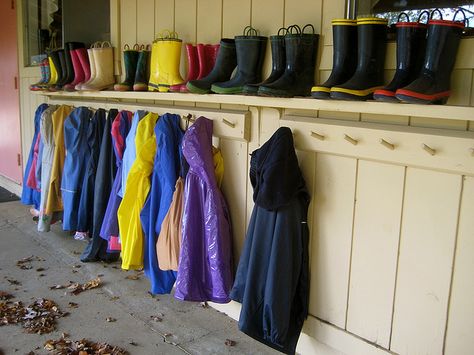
[284,0,322,32]
[448,69,472,106]
[445,176,474,355]
[245,107,260,228]
[137,0,155,43]
[391,168,462,355]
[155,0,175,34]
[196,0,222,43]
[347,160,405,348]
[175,0,197,43]
[310,154,357,328]
[258,107,280,144]
[222,0,251,38]
[320,0,346,46]
[120,0,137,81]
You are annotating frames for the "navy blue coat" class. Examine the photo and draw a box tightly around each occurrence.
[230,127,309,355]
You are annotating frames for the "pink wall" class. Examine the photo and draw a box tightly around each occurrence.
[0,1,22,183]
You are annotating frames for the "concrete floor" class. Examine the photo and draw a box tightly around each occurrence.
[0,201,278,355]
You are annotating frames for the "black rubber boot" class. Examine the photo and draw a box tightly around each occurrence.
[243,28,286,95]
[50,49,66,91]
[374,12,428,102]
[330,17,388,101]
[395,10,466,105]
[133,45,150,91]
[311,19,357,99]
[212,28,267,94]
[258,25,319,98]
[186,39,236,94]
[115,44,139,91]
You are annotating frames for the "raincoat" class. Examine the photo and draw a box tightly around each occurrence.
[45,105,73,216]
[141,113,183,294]
[81,109,119,262]
[61,107,93,231]
[119,110,147,198]
[37,105,59,232]
[100,110,132,249]
[76,109,106,233]
[21,103,48,209]
[230,127,310,355]
[175,116,233,303]
[118,112,158,270]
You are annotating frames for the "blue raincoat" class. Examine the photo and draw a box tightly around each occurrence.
[141,113,184,294]
[21,103,48,209]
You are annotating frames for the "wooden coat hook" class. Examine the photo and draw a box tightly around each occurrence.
[310,131,325,141]
[422,143,436,156]
[344,134,358,145]
[222,118,235,128]
[380,138,395,150]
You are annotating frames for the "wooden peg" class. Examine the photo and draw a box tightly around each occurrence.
[310,131,325,141]
[422,143,436,156]
[222,118,235,128]
[380,138,395,150]
[344,134,358,145]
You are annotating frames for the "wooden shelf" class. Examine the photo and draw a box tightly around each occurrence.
[37,90,474,122]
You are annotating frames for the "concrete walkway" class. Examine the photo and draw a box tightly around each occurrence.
[0,201,278,354]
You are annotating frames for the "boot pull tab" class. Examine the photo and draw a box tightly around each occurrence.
[277,27,288,36]
[169,31,180,40]
[430,8,443,20]
[417,10,430,24]
[123,44,130,50]
[133,44,140,51]
[302,24,315,34]
[452,8,468,26]
[101,41,112,48]
[287,25,302,35]
[243,26,259,37]
[397,12,410,23]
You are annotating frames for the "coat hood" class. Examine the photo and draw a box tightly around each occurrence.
[250,126,307,210]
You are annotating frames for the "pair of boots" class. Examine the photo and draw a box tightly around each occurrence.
[311,17,388,101]
[79,42,115,91]
[186,27,268,95]
[114,44,150,91]
[376,9,466,104]
[169,43,219,92]
[250,24,319,97]
[148,31,185,92]
[30,58,52,91]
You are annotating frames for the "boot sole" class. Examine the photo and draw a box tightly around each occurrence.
[186,82,211,94]
[210,85,244,94]
[395,89,450,105]
[311,91,331,100]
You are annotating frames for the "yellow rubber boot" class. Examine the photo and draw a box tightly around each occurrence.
[148,40,162,91]
[48,56,58,85]
[158,39,184,92]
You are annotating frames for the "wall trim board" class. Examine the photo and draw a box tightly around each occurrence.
[0,174,22,197]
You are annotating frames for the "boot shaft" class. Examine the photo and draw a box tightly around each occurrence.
[122,46,139,82]
[208,39,236,78]
[234,35,267,79]
[355,18,388,77]
[331,19,358,77]
[269,34,285,73]
[395,20,427,73]
[197,43,220,79]
[185,44,199,81]
[134,46,150,88]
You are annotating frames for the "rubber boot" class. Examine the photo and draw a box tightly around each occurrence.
[60,44,76,88]
[170,44,198,92]
[311,19,357,99]
[157,38,184,92]
[47,55,58,86]
[81,42,115,91]
[212,28,267,94]
[395,10,465,105]
[197,44,220,79]
[77,45,97,90]
[374,13,428,102]
[64,43,87,91]
[243,28,286,95]
[258,25,319,97]
[73,46,91,90]
[330,18,387,101]
[49,49,65,91]
[133,45,150,91]
[186,39,236,94]
[148,40,162,92]
[30,58,50,91]
[114,44,139,91]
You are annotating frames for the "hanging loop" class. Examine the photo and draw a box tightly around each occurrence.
[310,131,325,141]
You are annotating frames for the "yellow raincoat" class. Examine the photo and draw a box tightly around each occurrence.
[118,112,159,270]
[45,105,73,216]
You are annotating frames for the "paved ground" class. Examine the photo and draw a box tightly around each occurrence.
[0,201,278,355]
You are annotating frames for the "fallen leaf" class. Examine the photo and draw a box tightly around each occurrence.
[70,278,102,295]
[125,275,140,280]
[109,296,120,301]
[44,337,128,354]
[36,268,45,272]
[106,317,116,322]
[97,274,104,277]
[150,315,162,322]
[128,341,137,346]
[0,291,13,300]
[67,302,78,308]
[72,265,81,269]
[38,274,45,277]
[225,339,236,346]
[6,279,21,286]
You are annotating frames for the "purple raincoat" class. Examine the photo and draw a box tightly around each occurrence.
[100,110,132,248]
[175,117,233,303]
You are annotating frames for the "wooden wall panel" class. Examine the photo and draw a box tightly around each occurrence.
[155,0,175,34]
[346,161,405,348]
[391,168,462,355]
[196,0,222,43]
[310,154,356,327]
[120,0,137,81]
[444,176,474,355]
[410,116,468,131]
[284,0,322,33]
[137,0,155,43]
[222,0,251,38]
[320,0,346,46]
[448,69,472,106]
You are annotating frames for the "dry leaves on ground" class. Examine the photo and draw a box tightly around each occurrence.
[0,298,67,334]
[124,275,140,280]
[50,278,102,295]
[44,337,129,355]
[225,339,236,346]
[16,255,43,270]
[0,291,13,300]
